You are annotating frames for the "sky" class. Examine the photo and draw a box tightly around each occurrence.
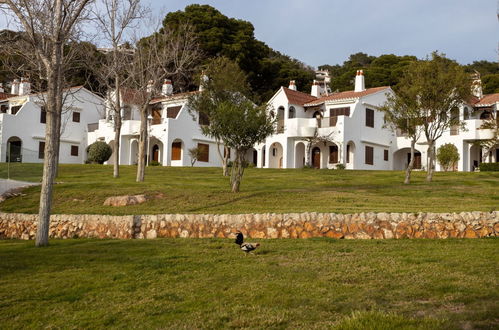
[144,0,498,67]
[0,1,497,68]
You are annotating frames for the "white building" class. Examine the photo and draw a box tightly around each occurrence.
[258,71,498,171]
[0,80,104,164]
[88,80,226,167]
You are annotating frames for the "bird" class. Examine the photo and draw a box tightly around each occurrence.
[235,232,260,254]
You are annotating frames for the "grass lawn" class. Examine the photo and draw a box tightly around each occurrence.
[0,238,497,328]
[0,163,498,215]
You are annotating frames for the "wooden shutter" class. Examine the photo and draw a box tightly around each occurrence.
[198,112,210,126]
[384,150,389,161]
[152,109,162,125]
[346,145,350,163]
[329,116,338,127]
[198,143,209,162]
[171,142,181,160]
[73,112,80,123]
[329,145,338,163]
[365,146,373,165]
[166,106,182,119]
[40,107,46,123]
[366,108,374,128]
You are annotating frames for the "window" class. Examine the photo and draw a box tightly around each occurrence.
[11,105,21,115]
[171,142,181,160]
[288,106,296,119]
[198,112,210,126]
[329,145,338,163]
[40,107,46,124]
[166,106,182,119]
[384,149,389,161]
[151,109,162,125]
[365,146,374,165]
[1,104,8,113]
[346,145,350,163]
[38,141,45,159]
[71,145,79,156]
[463,107,470,120]
[329,107,350,117]
[365,108,374,128]
[198,143,209,162]
[72,111,80,123]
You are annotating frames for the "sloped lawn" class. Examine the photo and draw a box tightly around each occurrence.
[0,238,497,329]
[0,163,498,215]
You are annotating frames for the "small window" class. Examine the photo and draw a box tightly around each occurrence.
[11,105,21,115]
[71,145,79,156]
[40,107,46,124]
[346,145,350,163]
[166,106,181,119]
[329,145,338,163]
[73,112,80,123]
[198,112,210,126]
[384,149,389,161]
[365,146,374,165]
[1,104,8,113]
[366,108,374,128]
[198,143,209,162]
[38,141,45,159]
[288,106,296,119]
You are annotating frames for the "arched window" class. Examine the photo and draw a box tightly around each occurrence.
[480,111,492,120]
[288,106,296,119]
[463,106,470,120]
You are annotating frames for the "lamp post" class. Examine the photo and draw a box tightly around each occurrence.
[147,114,153,166]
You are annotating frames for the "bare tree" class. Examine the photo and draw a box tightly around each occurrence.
[0,0,93,247]
[127,22,200,182]
[188,147,201,166]
[91,0,148,178]
[302,126,335,168]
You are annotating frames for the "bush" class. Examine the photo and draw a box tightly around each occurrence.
[436,143,459,171]
[149,160,161,166]
[336,164,346,170]
[479,162,499,171]
[87,141,112,164]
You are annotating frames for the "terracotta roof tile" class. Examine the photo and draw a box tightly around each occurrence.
[150,91,199,104]
[304,86,390,107]
[474,93,499,107]
[282,87,317,106]
[0,92,14,100]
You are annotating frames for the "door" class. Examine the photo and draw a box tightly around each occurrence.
[312,147,321,169]
[152,145,159,162]
[407,152,422,169]
[171,142,181,161]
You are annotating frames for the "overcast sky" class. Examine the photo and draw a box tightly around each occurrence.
[0,1,496,68]
[145,0,497,68]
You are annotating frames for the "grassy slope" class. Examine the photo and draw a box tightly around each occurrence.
[0,163,498,215]
[0,238,497,329]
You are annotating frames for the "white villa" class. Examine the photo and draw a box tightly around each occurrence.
[0,79,104,164]
[255,71,498,172]
[1,71,497,172]
[88,80,225,167]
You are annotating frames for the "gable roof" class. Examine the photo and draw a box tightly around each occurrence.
[474,93,499,107]
[304,86,390,107]
[150,91,199,104]
[282,87,317,106]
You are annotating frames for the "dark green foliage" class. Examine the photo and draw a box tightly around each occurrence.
[149,161,160,166]
[87,141,112,164]
[162,5,314,102]
[479,162,499,171]
[436,144,460,171]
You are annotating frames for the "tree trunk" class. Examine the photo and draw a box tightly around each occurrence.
[113,79,122,178]
[216,143,229,176]
[230,150,245,193]
[136,107,147,182]
[36,39,64,247]
[404,139,416,184]
[305,142,312,167]
[426,140,435,182]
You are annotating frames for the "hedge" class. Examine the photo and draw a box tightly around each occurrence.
[479,162,499,171]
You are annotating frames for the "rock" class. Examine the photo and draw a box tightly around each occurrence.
[355,231,371,239]
[325,230,343,239]
[382,228,394,239]
[463,228,477,238]
[145,229,157,239]
[103,195,148,207]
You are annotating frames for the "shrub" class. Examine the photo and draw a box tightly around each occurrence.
[87,141,112,164]
[479,162,499,171]
[436,143,459,171]
[149,160,161,166]
[336,164,346,170]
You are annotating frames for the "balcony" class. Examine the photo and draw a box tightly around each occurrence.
[462,119,495,140]
[121,120,141,136]
[284,118,317,137]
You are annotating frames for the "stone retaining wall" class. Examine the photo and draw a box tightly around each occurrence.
[1,211,498,240]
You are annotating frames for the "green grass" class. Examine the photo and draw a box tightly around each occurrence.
[1,163,498,215]
[0,238,497,328]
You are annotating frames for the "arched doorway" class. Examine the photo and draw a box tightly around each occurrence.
[393,148,422,170]
[269,142,283,168]
[346,141,355,169]
[312,147,321,169]
[130,139,138,165]
[469,144,481,171]
[6,136,22,162]
[295,142,305,168]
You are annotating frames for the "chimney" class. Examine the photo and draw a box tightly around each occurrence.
[311,80,320,97]
[199,72,209,91]
[354,70,365,92]
[11,79,20,95]
[19,78,31,95]
[146,80,154,94]
[471,71,483,99]
[288,80,297,91]
[0,83,4,93]
[162,79,173,96]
